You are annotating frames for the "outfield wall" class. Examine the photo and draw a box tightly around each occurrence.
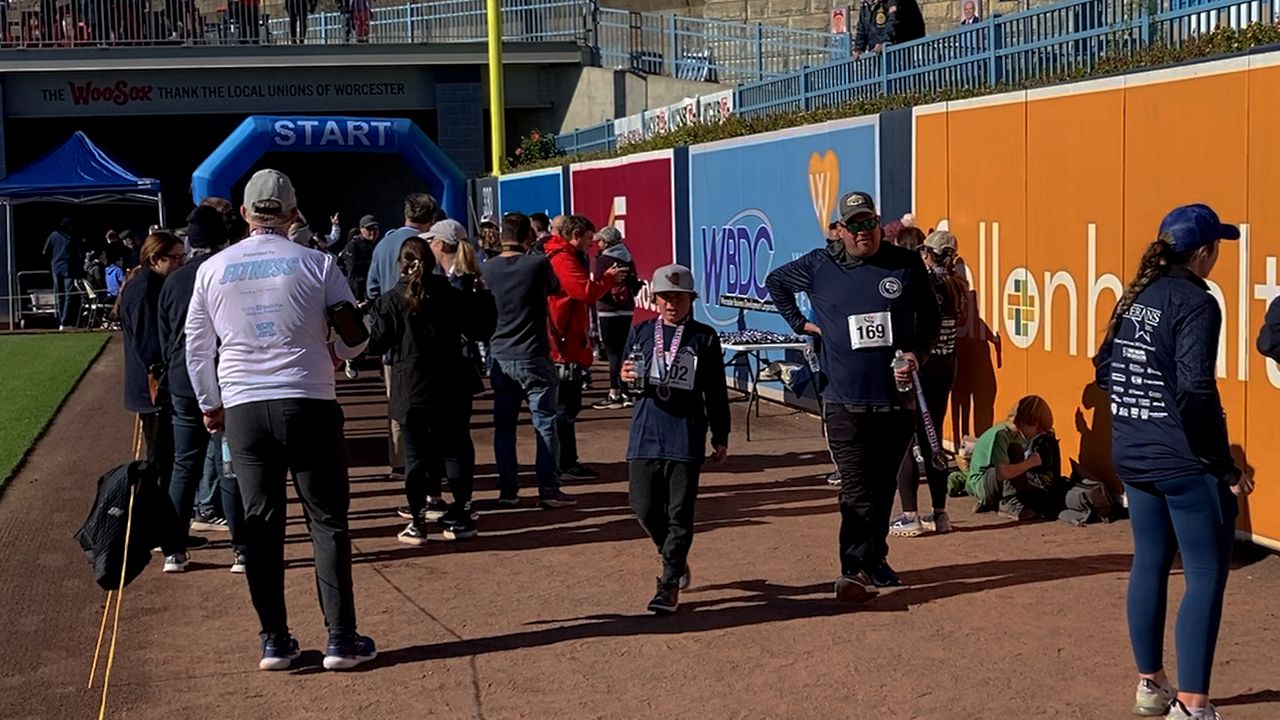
[488,49,1280,550]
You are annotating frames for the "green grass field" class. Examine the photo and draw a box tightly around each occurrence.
[0,333,109,486]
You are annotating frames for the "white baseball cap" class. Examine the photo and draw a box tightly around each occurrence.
[651,263,696,295]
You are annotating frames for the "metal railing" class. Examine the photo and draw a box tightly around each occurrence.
[594,8,850,85]
[555,0,1280,154]
[0,0,847,81]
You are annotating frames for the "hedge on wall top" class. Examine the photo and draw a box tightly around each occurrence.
[504,25,1280,174]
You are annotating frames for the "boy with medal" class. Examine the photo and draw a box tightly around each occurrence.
[620,264,731,614]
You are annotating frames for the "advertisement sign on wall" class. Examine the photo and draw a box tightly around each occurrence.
[914,58,1280,549]
[471,176,499,225]
[498,167,565,219]
[688,117,880,336]
[570,150,681,320]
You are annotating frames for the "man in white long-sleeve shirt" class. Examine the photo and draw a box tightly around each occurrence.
[185,169,376,673]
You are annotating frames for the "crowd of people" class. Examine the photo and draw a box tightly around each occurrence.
[96,167,1263,719]
[11,0,372,48]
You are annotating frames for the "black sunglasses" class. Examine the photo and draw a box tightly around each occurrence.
[844,216,881,233]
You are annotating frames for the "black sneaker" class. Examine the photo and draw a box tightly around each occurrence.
[396,521,429,546]
[871,562,902,588]
[834,570,879,603]
[591,395,626,410]
[190,513,228,532]
[561,464,599,481]
[185,535,209,550]
[538,491,578,509]
[442,516,477,541]
[439,502,479,526]
[323,633,377,671]
[647,580,679,614]
[396,506,415,520]
[678,564,693,591]
[389,467,405,481]
[422,498,450,523]
[497,494,520,507]
[259,636,301,671]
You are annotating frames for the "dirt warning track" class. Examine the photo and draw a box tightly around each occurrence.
[1,338,1277,719]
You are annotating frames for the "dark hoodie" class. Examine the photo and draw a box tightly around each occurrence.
[593,243,642,317]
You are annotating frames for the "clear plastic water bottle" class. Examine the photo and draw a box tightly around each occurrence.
[891,350,912,394]
[628,345,646,393]
[221,435,236,480]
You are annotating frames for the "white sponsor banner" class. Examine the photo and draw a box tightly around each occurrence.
[613,89,735,148]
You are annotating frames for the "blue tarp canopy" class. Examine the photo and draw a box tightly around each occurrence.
[1,131,164,327]
[0,131,160,201]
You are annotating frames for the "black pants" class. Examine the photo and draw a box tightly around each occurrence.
[225,398,356,642]
[287,3,308,41]
[826,405,913,576]
[598,315,632,393]
[895,356,956,514]
[629,459,700,588]
[556,365,584,471]
[403,398,476,517]
[139,407,174,488]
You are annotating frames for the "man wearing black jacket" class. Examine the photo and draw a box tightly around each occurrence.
[853,0,925,57]
[766,191,939,603]
[158,206,243,572]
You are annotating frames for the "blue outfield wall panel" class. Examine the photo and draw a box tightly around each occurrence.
[688,116,880,337]
[498,167,566,218]
[877,107,912,223]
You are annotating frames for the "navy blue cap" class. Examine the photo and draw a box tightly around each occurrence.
[1159,204,1239,253]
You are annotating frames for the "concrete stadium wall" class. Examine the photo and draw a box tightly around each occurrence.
[488,48,1280,550]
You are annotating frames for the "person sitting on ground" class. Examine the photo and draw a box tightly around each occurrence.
[620,264,730,615]
[964,395,1058,521]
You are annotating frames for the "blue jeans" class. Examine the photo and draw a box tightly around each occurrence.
[196,434,222,517]
[54,273,79,327]
[491,358,560,498]
[1126,473,1237,695]
[170,394,209,551]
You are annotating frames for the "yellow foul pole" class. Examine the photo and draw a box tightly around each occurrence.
[487,0,506,176]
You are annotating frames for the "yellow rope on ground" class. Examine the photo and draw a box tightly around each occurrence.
[97,481,137,720]
[88,416,143,702]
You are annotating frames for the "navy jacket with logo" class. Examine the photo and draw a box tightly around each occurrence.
[625,317,731,463]
[766,241,939,409]
[1094,268,1238,485]
[158,253,216,400]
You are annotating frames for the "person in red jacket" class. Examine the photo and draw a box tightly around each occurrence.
[545,214,630,480]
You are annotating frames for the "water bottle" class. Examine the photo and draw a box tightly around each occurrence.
[891,350,912,394]
[221,435,236,480]
[628,345,646,393]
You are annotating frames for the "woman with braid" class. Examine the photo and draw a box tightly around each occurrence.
[1094,204,1254,720]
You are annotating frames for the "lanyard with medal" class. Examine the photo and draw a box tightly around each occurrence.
[653,321,686,401]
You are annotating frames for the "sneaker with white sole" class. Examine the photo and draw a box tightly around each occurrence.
[344,361,359,380]
[163,553,189,573]
[230,549,247,574]
[259,636,301,671]
[647,580,679,614]
[422,498,450,523]
[922,511,953,534]
[324,634,377,671]
[397,521,429,546]
[592,395,626,410]
[826,472,842,486]
[190,514,229,532]
[442,516,477,541]
[889,513,925,537]
[1164,700,1220,720]
[1133,678,1176,716]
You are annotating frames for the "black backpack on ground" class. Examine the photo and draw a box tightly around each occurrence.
[74,462,178,591]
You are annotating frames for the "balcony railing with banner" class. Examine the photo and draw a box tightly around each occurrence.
[556,0,1280,155]
[0,0,849,81]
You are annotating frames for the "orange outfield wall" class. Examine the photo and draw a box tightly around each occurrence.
[913,53,1280,550]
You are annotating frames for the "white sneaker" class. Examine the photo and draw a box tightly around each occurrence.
[1164,700,1220,720]
[163,553,189,573]
[1134,678,1176,716]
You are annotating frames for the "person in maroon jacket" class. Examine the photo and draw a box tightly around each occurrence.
[544,214,629,480]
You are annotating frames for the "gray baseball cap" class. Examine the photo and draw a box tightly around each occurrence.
[651,263,696,295]
[422,219,468,246]
[243,169,297,228]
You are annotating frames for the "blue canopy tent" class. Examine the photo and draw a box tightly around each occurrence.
[0,131,164,327]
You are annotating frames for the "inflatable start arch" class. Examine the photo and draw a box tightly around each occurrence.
[191,115,468,222]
